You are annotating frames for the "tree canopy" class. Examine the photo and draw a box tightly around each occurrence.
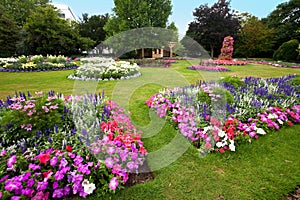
[23,6,95,55]
[235,15,275,58]
[263,0,300,49]
[104,0,172,36]
[186,0,240,58]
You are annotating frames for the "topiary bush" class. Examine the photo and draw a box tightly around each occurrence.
[273,39,299,62]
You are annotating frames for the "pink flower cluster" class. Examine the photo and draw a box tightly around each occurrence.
[218,36,234,61]
[188,65,230,71]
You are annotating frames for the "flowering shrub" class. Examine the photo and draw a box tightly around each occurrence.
[188,65,230,71]
[0,91,148,199]
[146,75,300,154]
[0,55,78,72]
[68,57,141,81]
[218,36,234,61]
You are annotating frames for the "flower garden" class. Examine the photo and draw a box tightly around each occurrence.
[0,55,299,199]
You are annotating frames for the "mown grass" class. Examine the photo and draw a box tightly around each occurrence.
[0,60,300,199]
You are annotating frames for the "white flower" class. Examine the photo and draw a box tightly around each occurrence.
[229,140,235,151]
[218,130,226,138]
[256,128,266,135]
[277,119,283,125]
[216,142,224,148]
[82,179,96,195]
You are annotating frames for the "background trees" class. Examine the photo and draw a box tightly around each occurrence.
[186,0,240,58]
[23,6,95,56]
[234,15,275,58]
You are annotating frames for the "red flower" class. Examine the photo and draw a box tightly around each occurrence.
[66,146,72,152]
[43,170,52,178]
[38,153,50,165]
[219,148,225,154]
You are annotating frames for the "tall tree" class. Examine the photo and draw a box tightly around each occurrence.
[0,5,19,57]
[263,0,300,49]
[186,0,240,57]
[24,6,95,55]
[104,0,172,36]
[0,0,49,27]
[79,13,110,46]
[235,15,275,58]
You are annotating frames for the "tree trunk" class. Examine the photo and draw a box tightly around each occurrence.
[142,48,144,58]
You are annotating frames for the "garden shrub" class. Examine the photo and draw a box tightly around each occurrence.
[220,76,244,89]
[273,39,299,62]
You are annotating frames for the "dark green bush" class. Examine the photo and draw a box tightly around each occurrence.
[220,76,244,89]
[273,39,299,62]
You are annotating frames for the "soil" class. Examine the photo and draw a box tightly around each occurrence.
[286,186,300,200]
[124,159,155,187]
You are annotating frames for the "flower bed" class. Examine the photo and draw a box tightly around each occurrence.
[0,55,79,72]
[252,61,300,68]
[68,57,141,81]
[146,75,300,155]
[188,65,230,71]
[210,59,248,65]
[0,92,147,199]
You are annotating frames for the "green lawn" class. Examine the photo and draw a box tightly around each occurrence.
[0,61,300,199]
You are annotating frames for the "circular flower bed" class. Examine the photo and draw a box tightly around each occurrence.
[188,65,229,71]
[0,91,147,199]
[210,59,248,65]
[0,55,79,72]
[68,57,141,81]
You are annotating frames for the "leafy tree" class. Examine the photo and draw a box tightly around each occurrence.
[104,0,172,36]
[0,5,19,57]
[79,13,109,46]
[263,0,300,49]
[0,0,49,27]
[273,39,299,61]
[235,15,275,58]
[186,0,240,58]
[23,6,95,56]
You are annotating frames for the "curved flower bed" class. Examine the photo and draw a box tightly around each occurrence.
[0,55,78,72]
[68,57,141,81]
[253,61,300,68]
[146,75,300,155]
[188,65,229,71]
[0,92,147,199]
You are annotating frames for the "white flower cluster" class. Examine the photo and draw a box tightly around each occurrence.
[68,57,141,81]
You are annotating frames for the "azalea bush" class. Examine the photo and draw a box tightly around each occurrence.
[0,91,147,199]
[68,57,141,81]
[0,55,78,72]
[146,75,300,155]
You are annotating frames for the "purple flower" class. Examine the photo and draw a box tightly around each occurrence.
[59,157,68,169]
[21,172,31,182]
[11,196,20,200]
[50,156,58,166]
[5,179,21,191]
[37,181,48,191]
[54,171,64,181]
[106,146,116,155]
[74,155,83,166]
[0,191,2,198]
[21,188,34,197]
[52,188,64,198]
[53,181,59,190]
[28,163,41,171]
[27,178,35,188]
[7,155,17,167]
[109,177,119,190]
[72,174,83,184]
[0,174,9,183]
[64,185,70,196]
[105,157,114,168]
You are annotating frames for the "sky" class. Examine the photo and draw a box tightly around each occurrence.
[52,0,288,35]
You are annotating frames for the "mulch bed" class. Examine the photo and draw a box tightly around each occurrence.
[286,186,300,200]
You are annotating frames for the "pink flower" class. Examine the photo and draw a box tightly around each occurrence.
[7,155,17,167]
[25,124,32,131]
[109,177,119,190]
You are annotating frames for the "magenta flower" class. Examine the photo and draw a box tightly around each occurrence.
[105,157,114,168]
[109,177,119,190]
[37,181,48,191]
[7,155,17,167]
[50,156,58,166]
[28,163,41,171]
[27,178,35,188]
[52,188,64,198]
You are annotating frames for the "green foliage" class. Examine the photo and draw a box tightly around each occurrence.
[197,89,211,105]
[0,5,19,57]
[104,0,172,36]
[186,0,241,58]
[273,39,299,61]
[235,15,275,58]
[220,76,244,88]
[263,0,300,50]
[212,87,235,105]
[23,6,95,56]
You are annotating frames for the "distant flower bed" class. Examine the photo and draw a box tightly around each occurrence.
[0,55,79,72]
[210,59,248,65]
[0,91,147,199]
[68,57,141,81]
[253,61,300,68]
[188,65,230,71]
